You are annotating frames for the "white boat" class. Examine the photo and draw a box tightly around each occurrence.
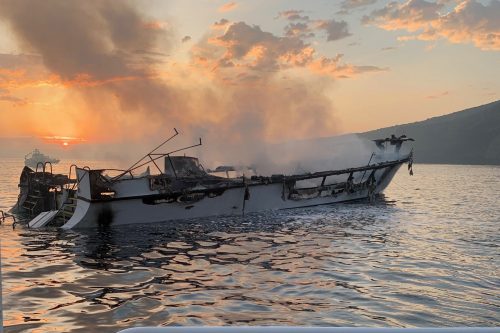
[12,133,414,229]
[24,149,60,168]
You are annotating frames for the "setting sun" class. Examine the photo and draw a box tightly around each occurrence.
[39,136,85,147]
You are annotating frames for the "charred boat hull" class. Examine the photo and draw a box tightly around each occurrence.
[13,133,414,229]
[61,159,405,229]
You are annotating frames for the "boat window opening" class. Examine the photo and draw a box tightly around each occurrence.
[295,178,323,189]
[149,176,172,191]
[207,190,225,198]
[154,198,175,204]
[164,156,207,178]
[177,192,205,204]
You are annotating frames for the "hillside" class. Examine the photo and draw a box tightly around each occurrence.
[359,100,500,165]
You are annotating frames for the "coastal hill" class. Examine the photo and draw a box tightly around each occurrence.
[359,100,500,165]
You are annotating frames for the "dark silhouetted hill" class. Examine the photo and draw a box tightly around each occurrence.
[359,100,500,165]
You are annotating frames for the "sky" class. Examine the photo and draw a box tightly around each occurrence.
[0,0,498,161]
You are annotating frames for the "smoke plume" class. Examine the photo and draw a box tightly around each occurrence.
[0,1,379,172]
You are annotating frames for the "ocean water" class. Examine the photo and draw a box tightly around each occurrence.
[0,158,499,332]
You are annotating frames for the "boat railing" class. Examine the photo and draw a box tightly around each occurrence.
[66,164,79,190]
[33,161,54,184]
[35,162,44,173]
[44,161,53,175]
[277,154,412,183]
[0,210,17,228]
[67,164,77,185]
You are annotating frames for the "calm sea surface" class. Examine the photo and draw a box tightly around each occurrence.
[0,158,499,332]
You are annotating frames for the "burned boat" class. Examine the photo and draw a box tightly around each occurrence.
[12,131,414,229]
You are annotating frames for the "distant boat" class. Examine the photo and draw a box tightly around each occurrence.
[24,149,60,168]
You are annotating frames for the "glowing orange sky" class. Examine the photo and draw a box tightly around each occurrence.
[0,0,498,149]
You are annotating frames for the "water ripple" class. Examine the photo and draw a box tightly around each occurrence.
[1,162,499,332]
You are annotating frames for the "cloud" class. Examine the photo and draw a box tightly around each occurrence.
[363,0,500,50]
[196,20,382,78]
[0,57,53,101]
[212,18,231,30]
[0,59,145,93]
[0,0,186,145]
[284,22,315,39]
[363,0,444,31]
[218,2,238,13]
[278,11,315,39]
[315,19,352,41]
[338,0,378,14]
[309,54,388,78]
[206,21,315,72]
[0,53,42,69]
[0,88,28,106]
[278,10,352,42]
[1,2,175,81]
[341,0,378,10]
[277,10,310,21]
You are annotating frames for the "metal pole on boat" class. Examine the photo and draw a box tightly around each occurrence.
[360,152,375,183]
[130,139,203,175]
[116,128,179,179]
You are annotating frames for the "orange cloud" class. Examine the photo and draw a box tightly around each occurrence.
[0,66,147,91]
[212,19,231,30]
[143,20,168,30]
[0,91,28,106]
[60,73,148,88]
[309,54,388,79]
[218,2,238,13]
[194,21,385,80]
[363,0,500,51]
[277,10,352,42]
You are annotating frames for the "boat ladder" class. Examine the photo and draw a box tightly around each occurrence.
[27,165,80,229]
[22,189,43,217]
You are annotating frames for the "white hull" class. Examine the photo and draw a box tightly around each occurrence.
[62,163,402,229]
